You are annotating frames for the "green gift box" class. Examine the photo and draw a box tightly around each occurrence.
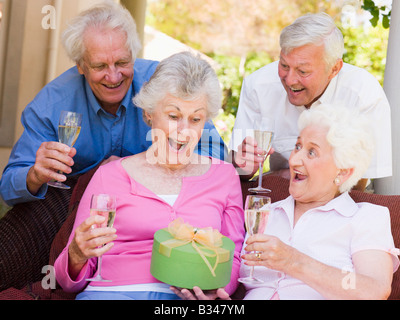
[150,220,235,290]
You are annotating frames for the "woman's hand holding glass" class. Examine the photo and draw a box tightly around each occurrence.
[68,207,117,281]
[241,233,300,275]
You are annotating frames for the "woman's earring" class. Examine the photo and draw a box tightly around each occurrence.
[334,177,341,186]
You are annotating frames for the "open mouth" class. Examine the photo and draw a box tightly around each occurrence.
[293,169,307,181]
[289,86,305,94]
[168,138,189,152]
[103,81,123,89]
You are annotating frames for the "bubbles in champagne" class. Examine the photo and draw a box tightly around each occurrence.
[58,125,81,147]
[245,209,269,235]
[254,130,273,154]
[90,209,116,228]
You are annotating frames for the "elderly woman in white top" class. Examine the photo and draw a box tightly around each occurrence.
[174,103,399,300]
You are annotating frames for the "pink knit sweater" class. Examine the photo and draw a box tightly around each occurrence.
[55,157,245,295]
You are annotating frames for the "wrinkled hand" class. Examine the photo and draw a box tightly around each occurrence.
[170,286,231,300]
[68,215,117,278]
[242,234,298,273]
[233,137,274,178]
[27,141,76,194]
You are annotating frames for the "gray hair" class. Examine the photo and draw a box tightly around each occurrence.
[133,51,221,122]
[62,0,142,65]
[297,104,374,193]
[280,12,344,69]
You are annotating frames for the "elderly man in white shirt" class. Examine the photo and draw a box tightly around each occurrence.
[230,12,392,191]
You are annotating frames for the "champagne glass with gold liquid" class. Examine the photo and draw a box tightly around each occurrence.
[47,111,82,189]
[86,194,117,282]
[249,117,274,193]
[238,195,271,285]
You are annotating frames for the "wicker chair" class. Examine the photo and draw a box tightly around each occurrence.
[1,169,400,300]
[0,170,91,300]
[0,176,77,291]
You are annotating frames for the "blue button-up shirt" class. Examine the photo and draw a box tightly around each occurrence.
[0,59,227,206]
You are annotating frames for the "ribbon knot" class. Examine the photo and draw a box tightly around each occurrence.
[159,218,228,277]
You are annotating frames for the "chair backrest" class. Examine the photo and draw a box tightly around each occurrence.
[241,175,290,204]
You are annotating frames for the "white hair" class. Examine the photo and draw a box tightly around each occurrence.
[133,51,221,122]
[62,0,141,65]
[280,12,344,69]
[298,104,374,193]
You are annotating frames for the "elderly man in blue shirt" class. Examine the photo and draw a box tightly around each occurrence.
[0,2,226,207]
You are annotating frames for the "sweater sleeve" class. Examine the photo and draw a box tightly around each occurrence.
[219,164,245,295]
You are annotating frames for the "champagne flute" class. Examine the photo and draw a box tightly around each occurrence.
[86,194,117,282]
[248,117,274,193]
[238,195,271,285]
[47,111,82,189]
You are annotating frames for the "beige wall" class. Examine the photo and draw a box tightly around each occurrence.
[0,0,146,178]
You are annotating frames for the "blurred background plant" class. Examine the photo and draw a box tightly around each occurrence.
[147,0,391,147]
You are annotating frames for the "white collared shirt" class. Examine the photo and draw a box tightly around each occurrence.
[229,61,392,179]
[240,192,399,300]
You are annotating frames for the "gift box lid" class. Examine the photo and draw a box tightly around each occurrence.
[150,227,235,290]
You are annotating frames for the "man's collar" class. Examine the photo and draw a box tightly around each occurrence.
[309,73,339,109]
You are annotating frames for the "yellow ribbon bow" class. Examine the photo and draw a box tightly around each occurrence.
[159,218,229,277]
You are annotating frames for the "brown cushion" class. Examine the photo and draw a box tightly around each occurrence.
[240,174,290,204]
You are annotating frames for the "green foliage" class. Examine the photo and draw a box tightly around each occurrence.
[213,110,236,145]
[362,0,391,28]
[209,52,272,117]
[146,0,389,149]
[341,23,389,85]
[146,0,203,50]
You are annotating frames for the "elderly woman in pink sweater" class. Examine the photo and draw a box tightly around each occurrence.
[54,52,245,300]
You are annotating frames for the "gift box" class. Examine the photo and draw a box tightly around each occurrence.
[150,218,235,290]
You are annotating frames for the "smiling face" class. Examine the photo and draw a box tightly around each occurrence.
[77,27,134,115]
[146,93,208,168]
[278,44,342,109]
[288,125,340,206]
